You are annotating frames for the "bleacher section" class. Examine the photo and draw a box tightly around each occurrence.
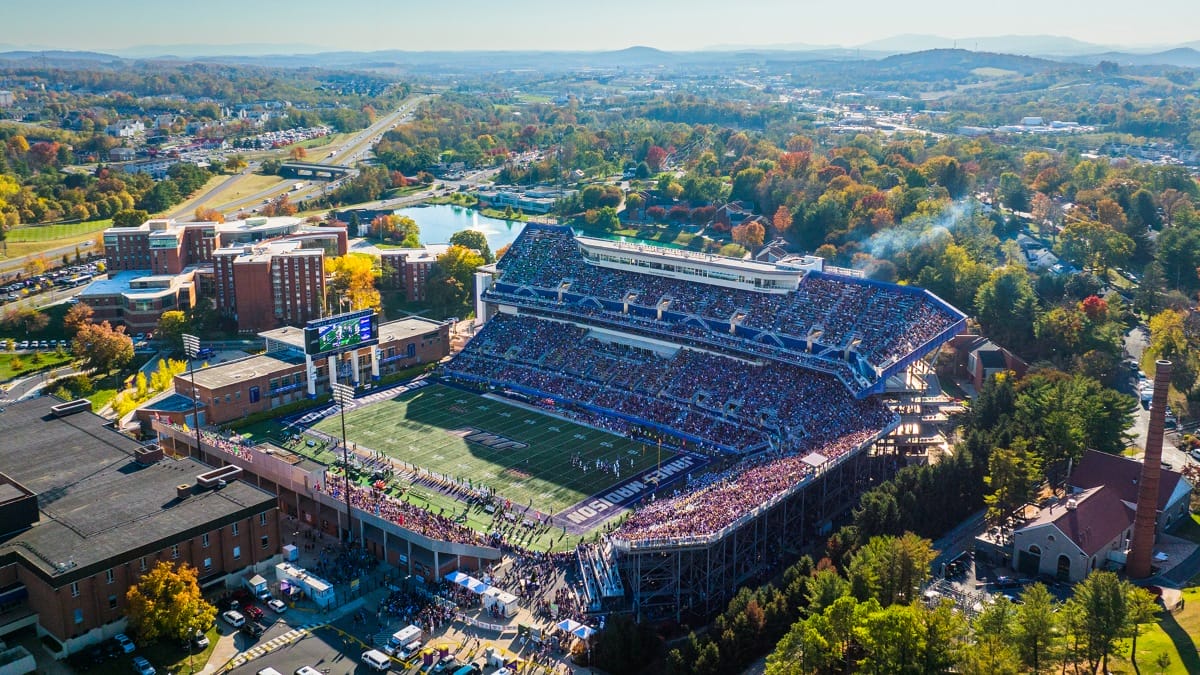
[484,225,965,397]
[442,314,889,455]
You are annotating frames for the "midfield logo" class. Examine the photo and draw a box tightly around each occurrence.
[448,426,529,451]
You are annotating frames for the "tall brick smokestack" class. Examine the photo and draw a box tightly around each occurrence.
[1128,359,1172,578]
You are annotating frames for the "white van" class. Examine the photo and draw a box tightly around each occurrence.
[384,625,422,655]
[361,649,392,672]
[256,668,284,675]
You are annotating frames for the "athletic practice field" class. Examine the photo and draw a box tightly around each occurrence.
[308,383,678,517]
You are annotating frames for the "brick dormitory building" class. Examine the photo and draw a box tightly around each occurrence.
[86,216,348,333]
[0,397,280,657]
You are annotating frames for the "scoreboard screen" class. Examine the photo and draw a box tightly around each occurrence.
[304,310,378,356]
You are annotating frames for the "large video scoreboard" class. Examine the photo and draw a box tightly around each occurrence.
[304,310,379,357]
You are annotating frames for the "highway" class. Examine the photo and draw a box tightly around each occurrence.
[182,96,430,219]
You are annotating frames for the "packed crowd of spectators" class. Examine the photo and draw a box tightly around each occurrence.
[611,425,891,544]
[318,479,486,547]
[443,314,888,454]
[491,225,958,372]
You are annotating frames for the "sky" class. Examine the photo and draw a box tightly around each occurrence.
[5,0,1200,53]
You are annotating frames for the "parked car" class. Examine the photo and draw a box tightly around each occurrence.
[132,656,156,675]
[113,633,136,653]
[240,622,267,639]
[243,604,264,621]
[191,631,210,650]
[267,598,287,613]
[221,610,245,627]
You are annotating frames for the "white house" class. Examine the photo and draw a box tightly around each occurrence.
[106,120,145,138]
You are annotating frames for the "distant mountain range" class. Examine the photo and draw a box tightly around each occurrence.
[3,34,1200,71]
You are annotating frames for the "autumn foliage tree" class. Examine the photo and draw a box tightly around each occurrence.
[372,214,420,246]
[125,561,216,643]
[326,253,381,312]
[72,320,134,373]
[63,302,94,336]
[732,220,766,250]
[193,207,225,223]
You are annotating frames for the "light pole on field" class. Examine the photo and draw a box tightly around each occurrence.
[182,334,203,458]
[331,381,355,543]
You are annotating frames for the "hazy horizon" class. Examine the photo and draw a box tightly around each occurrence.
[6,0,1200,55]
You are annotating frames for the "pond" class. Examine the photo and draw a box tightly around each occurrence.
[396,204,525,250]
[397,203,693,251]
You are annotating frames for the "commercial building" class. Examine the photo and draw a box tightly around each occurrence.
[0,397,280,656]
[472,187,572,214]
[93,217,347,332]
[137,316,450,428]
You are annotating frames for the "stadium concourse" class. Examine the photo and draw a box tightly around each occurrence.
[444,223,965,619]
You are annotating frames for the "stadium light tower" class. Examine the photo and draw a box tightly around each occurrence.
[182,334,203,458]
[331,381,355,543]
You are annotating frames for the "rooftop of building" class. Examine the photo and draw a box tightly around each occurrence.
[1019,486,1133,557]
[0,397,275,582]
[187,352,306,390]
[258,316,446,351]
[370,243,451,261]
[576,234,822,276]
[1070,449,1187,512]
[106,216,304,236]
[79,269,194,298]
[215,238,326,263]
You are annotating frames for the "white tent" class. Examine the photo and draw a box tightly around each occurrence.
[556,619,583,634]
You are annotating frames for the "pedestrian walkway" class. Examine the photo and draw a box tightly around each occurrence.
[221,624,324,672]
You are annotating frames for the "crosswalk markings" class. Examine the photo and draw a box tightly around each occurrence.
[223,623,324,672]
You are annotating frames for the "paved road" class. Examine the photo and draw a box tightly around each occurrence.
[184,97,430,220]
[0,240,100,276]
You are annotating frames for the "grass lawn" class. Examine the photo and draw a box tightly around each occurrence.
[0,350,74,381]
[295,131,353,150]
[304,383,670,516]
[479,207,528,222]
[207,173,285,210]
[1111,586,1200,675]
[165,175,233,217]
[76,625,220,675]
[2,221,109,261]
[7,220,113,243]
[85,354,155,412]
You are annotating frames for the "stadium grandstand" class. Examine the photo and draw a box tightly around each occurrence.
[446,224,966,620]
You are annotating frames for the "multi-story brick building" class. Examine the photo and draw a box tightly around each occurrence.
[379,245,448,303]
[0,397,279,656]
[93,216,347,332]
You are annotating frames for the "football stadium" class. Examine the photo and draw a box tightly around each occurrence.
[457,223,965,619]
[171,222,964,622]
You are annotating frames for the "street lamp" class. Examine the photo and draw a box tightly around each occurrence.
[182,334,203,458]
[331,381,355,543]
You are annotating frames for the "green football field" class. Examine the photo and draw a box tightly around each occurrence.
[308,383,675,516]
